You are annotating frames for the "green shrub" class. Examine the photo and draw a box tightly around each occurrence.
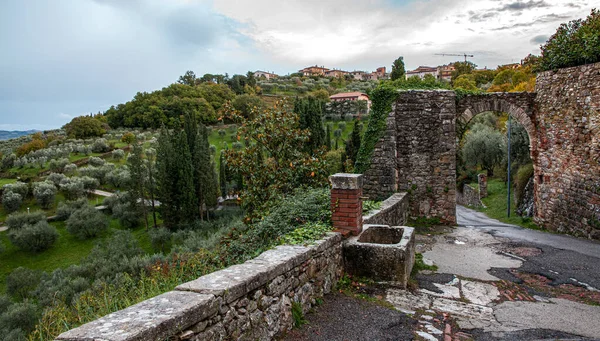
[6,211,46,230]
[60,177,85,200]
[7,221,59,252]
[0,240,5,254]
[3,182,29,198]
[66,206,108,239]
[46,172,67,186]
[80,176,99,192]
[55,198,88,221]
[91,139,110,153]
[0,295,11,314]
[148,227,171,253]
[537,9,600,71]
[0,302,39,335]
[112,149,125,160]
[6,268,42,301]
[88,156,105,167]
[32,181,57,209]
[1,191,22,213]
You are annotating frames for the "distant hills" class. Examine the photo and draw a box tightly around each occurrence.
[0,130,38,141]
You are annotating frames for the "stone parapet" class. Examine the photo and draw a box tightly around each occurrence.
[363,192,409,226]
[55,233,343,341]
[456,184,483,208]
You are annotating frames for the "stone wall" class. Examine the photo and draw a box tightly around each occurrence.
[56,233,343,341]
[362,106,398,200]
[456,184,483,208]
[534,62,600,239]
[363,192,409,226]
[395,90,457,224]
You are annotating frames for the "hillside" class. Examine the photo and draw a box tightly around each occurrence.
[0,130,38,141]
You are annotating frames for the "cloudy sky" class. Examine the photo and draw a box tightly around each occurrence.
[0,0,595,130]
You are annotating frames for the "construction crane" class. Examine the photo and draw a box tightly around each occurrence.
[435,53,474,62]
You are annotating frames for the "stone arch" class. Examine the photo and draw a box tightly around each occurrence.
[456,92,537,158]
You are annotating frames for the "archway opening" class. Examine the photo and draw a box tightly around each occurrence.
[456,105,536,220]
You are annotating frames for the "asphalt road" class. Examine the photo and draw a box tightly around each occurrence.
[457,205,600,290]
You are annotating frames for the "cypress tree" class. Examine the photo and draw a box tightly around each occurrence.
[176,130,197,224]
[129,142,148,229]
[296,97,326,154]
[325,124,332,150]
[219,151,227,198]
[345,120,362,166]
[156,127,178,229]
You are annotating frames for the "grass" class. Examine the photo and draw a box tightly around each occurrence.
[476,178,541,230]
[0,214,158,293]
[0,178,17,186]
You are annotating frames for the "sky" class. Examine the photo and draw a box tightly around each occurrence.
[0,0,595,131]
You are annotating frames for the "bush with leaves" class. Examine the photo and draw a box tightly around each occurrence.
[80,176,100,192]
[32,181,57,209]
[63,116,106,139]
[106,167,131,188]
[112,149,125,160]
[3,182,28,198]
[148,227,172,253]
[6,268,42,301]
[0,240,5,254]
[60,177,86,200]
[537,9,600,71]
[224,101,328,218]
[88,156,105,167]
[7,221,59,252]
[462,123,506,176]
[1,191,22,213]
[0,302,40,339]
[46,172,67,186]
[63,163,77,174]
[66,205,108,239]
[48,157,70,173]
[6,211,46,230]
[91,138,110,153]
[55,198,88,221]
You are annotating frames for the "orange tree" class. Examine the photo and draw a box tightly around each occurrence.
[224,101,328,220]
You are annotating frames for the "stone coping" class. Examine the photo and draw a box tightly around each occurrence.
[363,192,407,224]
[329,173,363,190]
[56,232,342,341]
[345,224,414,249]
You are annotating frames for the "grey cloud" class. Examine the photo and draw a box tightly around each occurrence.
[498,1,550,12]
[469,11,499,22]
[530,34,549,44]
[492,13,571,30]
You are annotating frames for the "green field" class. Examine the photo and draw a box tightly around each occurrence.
[0,215,156,293]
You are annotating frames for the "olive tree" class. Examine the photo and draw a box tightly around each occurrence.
[66,205,108,239]
[462,123,506,176]
[32,181,57,209]
[7,221,59,252]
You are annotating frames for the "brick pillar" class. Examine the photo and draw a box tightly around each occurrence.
[478,173,488,198]
[330,173,363,236]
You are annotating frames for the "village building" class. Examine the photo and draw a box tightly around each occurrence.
[254,70,278,80]
[299,65,329,76]
[329,92,372,112]
[436,63,455,82]
[325,69,349,78]
[406,66,438,79]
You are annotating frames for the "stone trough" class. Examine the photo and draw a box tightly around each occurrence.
[343,224,416,288]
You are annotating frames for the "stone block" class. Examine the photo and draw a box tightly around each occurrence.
[329,173,363,190]
[343,225,416,288]
[55,291,216,341]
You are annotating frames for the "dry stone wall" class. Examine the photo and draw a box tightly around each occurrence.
[56,233,343,341]
[362,107,398,200]
[534,62,600,239]
[395,90,457,224]
[456,184,483,208]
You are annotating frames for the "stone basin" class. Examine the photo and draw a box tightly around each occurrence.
[343,224,416,288]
